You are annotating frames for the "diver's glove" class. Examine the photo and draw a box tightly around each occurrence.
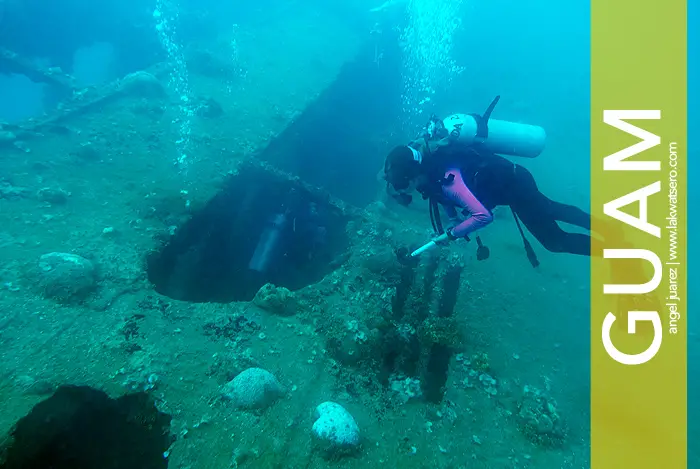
[432,229,458,246]
[442,228,491,261]
[445,227,478,244]
[430,231,452,247]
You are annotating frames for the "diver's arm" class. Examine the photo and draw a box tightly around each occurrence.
[441,169,493,239]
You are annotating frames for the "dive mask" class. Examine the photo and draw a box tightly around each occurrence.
[386,182,413,206]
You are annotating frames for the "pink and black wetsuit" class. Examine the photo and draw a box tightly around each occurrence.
[438,167,493,238]
[432,152,591,255]
[389,142,593,256]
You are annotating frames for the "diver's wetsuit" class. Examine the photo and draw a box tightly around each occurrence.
[430,147,592,256]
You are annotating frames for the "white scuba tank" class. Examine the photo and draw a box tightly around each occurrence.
[442,113,546,158]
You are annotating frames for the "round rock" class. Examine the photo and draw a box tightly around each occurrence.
[222,368,282,410]
[118,71,165,98]
[312,402,360,451]
[35,252,97,302]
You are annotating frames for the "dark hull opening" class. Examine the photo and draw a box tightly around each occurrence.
[147,162,351,303]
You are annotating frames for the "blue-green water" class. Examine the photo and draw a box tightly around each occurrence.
[0,1,694,468]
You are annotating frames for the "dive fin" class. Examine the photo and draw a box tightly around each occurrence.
[523,238,540,268]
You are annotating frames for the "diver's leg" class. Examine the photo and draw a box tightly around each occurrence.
[513,203,593,256]
[509,165,595,256]
[547,200,591,230]
[512,165,591,229]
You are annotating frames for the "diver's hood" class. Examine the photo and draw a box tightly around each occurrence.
[384,144,422,191]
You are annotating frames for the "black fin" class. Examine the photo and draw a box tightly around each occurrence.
[523,239,540,268]
[482,95,501,124]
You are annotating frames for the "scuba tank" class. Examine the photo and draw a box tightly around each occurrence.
[248,212,288,273]
[439,96,546,159]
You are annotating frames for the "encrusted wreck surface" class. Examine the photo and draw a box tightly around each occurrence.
[0,5,590,469]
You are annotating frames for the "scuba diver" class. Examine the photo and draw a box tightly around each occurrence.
[384,96,663,335]
[384,96,598,266]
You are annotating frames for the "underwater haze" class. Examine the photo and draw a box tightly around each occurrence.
[0,0,693,468]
